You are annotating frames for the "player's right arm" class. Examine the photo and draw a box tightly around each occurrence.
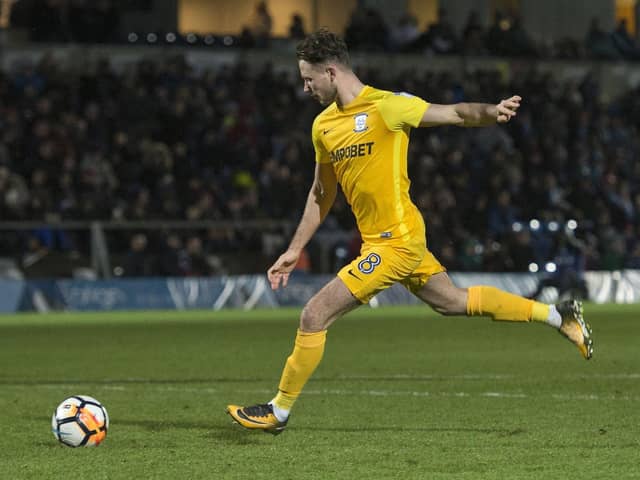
[267,161,337,290]
[420,96,521,127]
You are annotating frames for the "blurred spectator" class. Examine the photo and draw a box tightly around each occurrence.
[29,168,53,219]
[507,229,536,272]
[22,235,49,269]
[484,10,536,57]
[423,7,459,54]
[529,230,589,300]
[0,166,29,219]
[505,16,536,57]
[205,226,235,253]
[487,191,519,237]
[585,17,621,60]
[183,236,213,276]
[461,10,486,56]
[485,10,511,56]
[8,0,31,30]
[458,237,484,271]
[248,1,273,48]
[600,231,626,270]
[389,12,421,52]
[345,7,389,52]
[123,233,155,276]
[611,18,640,60]
[158,234,185,277]
[288,13,306,40]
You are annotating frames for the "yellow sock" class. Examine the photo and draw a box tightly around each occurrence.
[467,285,535,322]
[530,301,551,323]
[272,329,327,411]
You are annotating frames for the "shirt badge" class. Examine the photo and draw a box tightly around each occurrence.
[353,113,368,132]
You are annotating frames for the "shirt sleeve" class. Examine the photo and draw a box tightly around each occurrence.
[311,117,330,164]
[377,92,430,131]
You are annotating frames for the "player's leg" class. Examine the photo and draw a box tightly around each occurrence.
[269,242,424,420]
[227,277,361,434]
[412,271,537,320]
[269,277,361,419]
[227,242,424,433]
[403,251,593,359]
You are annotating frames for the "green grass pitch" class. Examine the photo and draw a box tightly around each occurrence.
[1,304,639,479]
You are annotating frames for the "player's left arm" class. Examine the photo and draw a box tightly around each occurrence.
[420,95,522,127]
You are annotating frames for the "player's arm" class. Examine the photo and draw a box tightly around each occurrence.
[267,162,337,290]
[420,95,521,127]
[288,162,337,253]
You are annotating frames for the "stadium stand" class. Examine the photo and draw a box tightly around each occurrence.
[0,2,639,278]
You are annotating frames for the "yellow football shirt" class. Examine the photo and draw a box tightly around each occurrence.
[311,86,430,244]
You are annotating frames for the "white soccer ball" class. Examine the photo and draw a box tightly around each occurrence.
[51,395,109,447]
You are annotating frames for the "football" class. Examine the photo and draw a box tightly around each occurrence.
[51,395,109,447]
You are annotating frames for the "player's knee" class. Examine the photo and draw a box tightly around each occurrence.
[299,304,328,332]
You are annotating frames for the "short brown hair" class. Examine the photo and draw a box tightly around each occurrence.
[296,28,350,66]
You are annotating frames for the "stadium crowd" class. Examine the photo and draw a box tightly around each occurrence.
[0,50,639,277]
[9,1,640,61]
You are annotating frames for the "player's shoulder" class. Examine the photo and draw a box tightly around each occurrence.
[377,87,423,102]
[366,87,427,111]
[362,85,393,102]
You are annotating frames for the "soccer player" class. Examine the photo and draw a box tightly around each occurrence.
[227,28,593,435]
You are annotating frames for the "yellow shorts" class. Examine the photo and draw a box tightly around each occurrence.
[337,239,446,303]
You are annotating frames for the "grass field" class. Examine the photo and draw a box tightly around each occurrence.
[1,304,639,479]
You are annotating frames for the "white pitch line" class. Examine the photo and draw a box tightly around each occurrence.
[240,388,638,401]
[4,384,638,402]
[4,372,640,385]
[332,373,640,380]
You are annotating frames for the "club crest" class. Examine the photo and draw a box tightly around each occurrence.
[353,113,368,132]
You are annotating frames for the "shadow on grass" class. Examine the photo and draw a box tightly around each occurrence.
[116,417,524,437]
[115,418,264,445]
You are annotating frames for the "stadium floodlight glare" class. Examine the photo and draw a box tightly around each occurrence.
[512,221,523,232]
[127,32,138,43]
[545,262,557,273]
[165,32,177,43]
[529,219,541,231]
[567,219,578,230]
[548,221,559,232]
[528,262,539,273]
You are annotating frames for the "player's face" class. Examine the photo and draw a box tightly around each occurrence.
[298,60,337,106]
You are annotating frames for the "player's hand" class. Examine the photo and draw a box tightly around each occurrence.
[267,250,300,290]
[496,95,521,123]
